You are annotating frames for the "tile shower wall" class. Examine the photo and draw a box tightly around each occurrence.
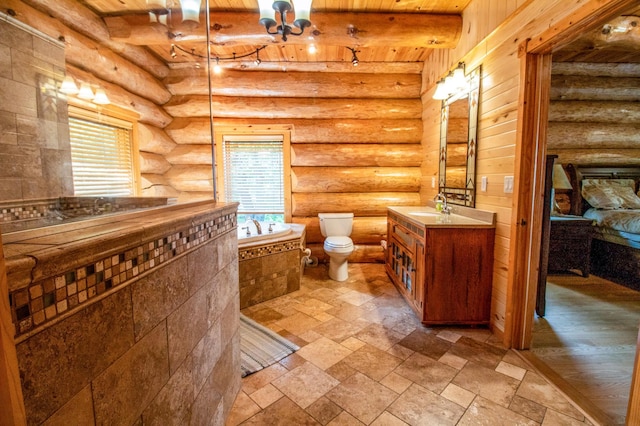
[13,205,241,424]
[0,18,73,200]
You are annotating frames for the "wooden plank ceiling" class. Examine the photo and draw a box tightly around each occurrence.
[78,0,472,66]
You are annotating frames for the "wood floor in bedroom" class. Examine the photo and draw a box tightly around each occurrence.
[523,273,640,426]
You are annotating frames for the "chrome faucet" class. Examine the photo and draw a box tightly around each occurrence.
[251,219,262,235]
[92,197,105,215]
[434,193,447,211]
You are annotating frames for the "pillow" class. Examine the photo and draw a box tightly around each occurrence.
[581,183,623,209]
[581,179,640,209]
[613,185,640,209]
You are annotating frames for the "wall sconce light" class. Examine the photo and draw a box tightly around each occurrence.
[59,76,110,105]
[433,62,468,100]
[347,47,359,67]
[258,0,312,41]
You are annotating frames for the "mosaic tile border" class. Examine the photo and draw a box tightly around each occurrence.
[238,239,304,261]
[0,197,169,233]
[10,212,236,338]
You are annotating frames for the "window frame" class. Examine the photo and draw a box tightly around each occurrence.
[214,126,292,222]
[67,102,141,196]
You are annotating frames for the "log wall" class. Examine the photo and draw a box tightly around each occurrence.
[164,68,424,262]
[548,62,640,166]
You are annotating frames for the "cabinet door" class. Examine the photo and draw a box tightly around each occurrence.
[424,228,493,323]
[413,239,425,313]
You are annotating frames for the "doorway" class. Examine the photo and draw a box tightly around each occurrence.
[508,1,640,424]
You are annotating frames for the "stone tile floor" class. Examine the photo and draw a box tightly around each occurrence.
[227,263,595,425]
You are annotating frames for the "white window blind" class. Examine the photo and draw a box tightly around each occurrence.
[222,136,284,216]
[68,109,134,196]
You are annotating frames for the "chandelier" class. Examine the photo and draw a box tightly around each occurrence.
[258,0,312,41]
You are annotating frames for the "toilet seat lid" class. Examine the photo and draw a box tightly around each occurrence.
[324,236,353,248]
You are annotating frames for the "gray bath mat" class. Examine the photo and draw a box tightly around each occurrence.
[240,313,299,377]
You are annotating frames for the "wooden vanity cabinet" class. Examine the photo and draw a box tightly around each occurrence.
[386,213,495,325]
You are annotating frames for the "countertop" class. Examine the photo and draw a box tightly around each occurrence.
[388,205,496,228]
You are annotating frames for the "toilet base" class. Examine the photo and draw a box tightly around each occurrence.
[328,259,349,281]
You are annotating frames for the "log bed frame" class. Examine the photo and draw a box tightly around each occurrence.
[565,164,640,290]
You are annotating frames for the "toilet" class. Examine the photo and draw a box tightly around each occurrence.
[318,213,354,281]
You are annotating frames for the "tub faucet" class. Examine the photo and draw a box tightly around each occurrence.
[251,219,262,235]
[92,197,105,215]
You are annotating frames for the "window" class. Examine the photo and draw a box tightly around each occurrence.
[216,131,291,223]
[68,105,139,196]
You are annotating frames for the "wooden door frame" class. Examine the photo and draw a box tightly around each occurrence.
[506,0,640,421]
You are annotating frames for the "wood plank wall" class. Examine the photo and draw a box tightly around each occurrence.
[163,68,424,262]
[548,62,640,166]
[420,0,625,335]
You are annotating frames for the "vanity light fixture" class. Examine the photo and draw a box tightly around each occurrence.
[181,0,202,25]
[258,0,312,42]
[60,76,110,105]
[433,62,468,100]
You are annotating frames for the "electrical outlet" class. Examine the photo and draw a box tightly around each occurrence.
[504,176,514,193]
[481,176,487,192]
[431,177,436,188]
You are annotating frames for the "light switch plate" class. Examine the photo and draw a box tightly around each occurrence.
[481,176,487,192]
[431,177,436,188]
[504,176,514,193]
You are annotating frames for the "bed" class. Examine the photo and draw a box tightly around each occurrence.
[564,164,640,290]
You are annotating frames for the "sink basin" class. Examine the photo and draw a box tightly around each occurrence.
[408,212,441,217]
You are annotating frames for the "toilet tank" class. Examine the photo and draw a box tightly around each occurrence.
[318,213,354,237]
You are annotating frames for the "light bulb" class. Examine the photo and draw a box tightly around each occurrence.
[59,76,79,95]
[77,83,94,100]
[93,88,110,105]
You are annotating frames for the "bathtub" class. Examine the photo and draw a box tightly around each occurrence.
[237,221,293,244]
[237,222,306,309]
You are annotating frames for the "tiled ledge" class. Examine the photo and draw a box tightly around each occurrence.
[5,200,238,340]
[238,224,306,261]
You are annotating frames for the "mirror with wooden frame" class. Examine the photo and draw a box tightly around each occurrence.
[438,66,481,207]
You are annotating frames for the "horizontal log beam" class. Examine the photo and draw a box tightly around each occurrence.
[139,152,171,174]
[164,96,422,119]
[292,144,422,167]
[165,118,422,144]
[105,12,462,48]
[548,101,640,123]
[164,145,212,165]
[552,149,640,166]
[21,0,169,79]
[293,217,387,245]
[552,61,640,78]
[550,75,640,101]
[4,0,171,105]
[547,122,640,149]
[138,123,177,155]
[165,70,421,98]
[169,61,423,74]
[292,192,420,216]
[292,167,420,193]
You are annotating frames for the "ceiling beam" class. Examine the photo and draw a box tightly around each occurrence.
[104,11,462,48]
